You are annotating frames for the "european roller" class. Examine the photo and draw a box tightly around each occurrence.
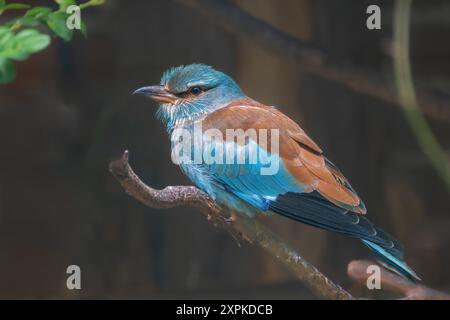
[134,64,419,281]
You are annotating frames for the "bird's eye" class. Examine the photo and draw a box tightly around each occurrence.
[189,86,202,95]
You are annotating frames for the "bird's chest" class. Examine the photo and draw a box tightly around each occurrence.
[169,120,213,190]
[169,120,262,218]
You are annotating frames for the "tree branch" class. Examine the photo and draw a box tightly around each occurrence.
[347,260,450,300]
[109,150,353,300]
[177,0,450,123]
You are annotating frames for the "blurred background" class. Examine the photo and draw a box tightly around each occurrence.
[0,0,449,299]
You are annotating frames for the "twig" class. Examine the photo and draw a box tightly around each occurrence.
[178,0,450,122]
[109,150,353,300]
[347,260,450,300]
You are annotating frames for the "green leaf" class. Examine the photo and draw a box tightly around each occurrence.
[55,0,76,4]
[18,16,39,27]
[55,0,76,12]
[90,0,105,6]
[0,28,51,61]
[16,29,51,53]
[47,11,73,41]
[17,6,53,28]
[25,6,52,21]
[0,26,12,46]
[0,58,16,84]
[0,36,28,61]
[0,27,20,59]
[4,3,31,10]
[0,0,6,15]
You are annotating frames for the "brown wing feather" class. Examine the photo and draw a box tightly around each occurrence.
[202,98,366,215]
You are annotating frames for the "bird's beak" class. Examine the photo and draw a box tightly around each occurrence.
[133,85,178,104]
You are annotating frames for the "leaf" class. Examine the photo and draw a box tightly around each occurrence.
[0,26,12,47]
[0,0,5,15]
[14,16,38,28]
[90,0,105,6]
[0,58,16,84]
[1,2,30,17]
[55,0,76,12]
[0,36,28,61]
[25,6,52,21]
[0,27,21,59]
[47,11,73,41]
[17,6,53,28]
[16,29,51,53]
[55,0,76,4]
[4,3,31,10]
[0,28,51,61]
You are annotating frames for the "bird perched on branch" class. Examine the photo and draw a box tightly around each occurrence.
[134,64,419,281]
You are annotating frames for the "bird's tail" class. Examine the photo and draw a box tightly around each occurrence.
[361,239,420,282]
[268,191,420,282]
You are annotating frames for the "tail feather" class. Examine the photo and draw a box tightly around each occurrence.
[268,191,420,281]
[362,240,420,282]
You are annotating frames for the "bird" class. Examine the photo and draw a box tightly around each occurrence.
[133,63,420,281]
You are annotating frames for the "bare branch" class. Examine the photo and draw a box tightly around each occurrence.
[178,0,450,122]
[109,150,354,300]
[347,260,450,300]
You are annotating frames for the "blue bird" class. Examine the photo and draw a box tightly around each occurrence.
[134,64,419,281]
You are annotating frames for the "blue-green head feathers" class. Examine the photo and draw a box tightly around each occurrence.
[155,64,245,131]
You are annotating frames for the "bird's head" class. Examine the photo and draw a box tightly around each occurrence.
[134,64,245,131]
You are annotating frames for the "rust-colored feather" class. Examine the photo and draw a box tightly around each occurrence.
[202,98,365,215]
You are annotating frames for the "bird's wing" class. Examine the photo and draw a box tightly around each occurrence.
[201,99,366,214]
[197,99,419,281]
